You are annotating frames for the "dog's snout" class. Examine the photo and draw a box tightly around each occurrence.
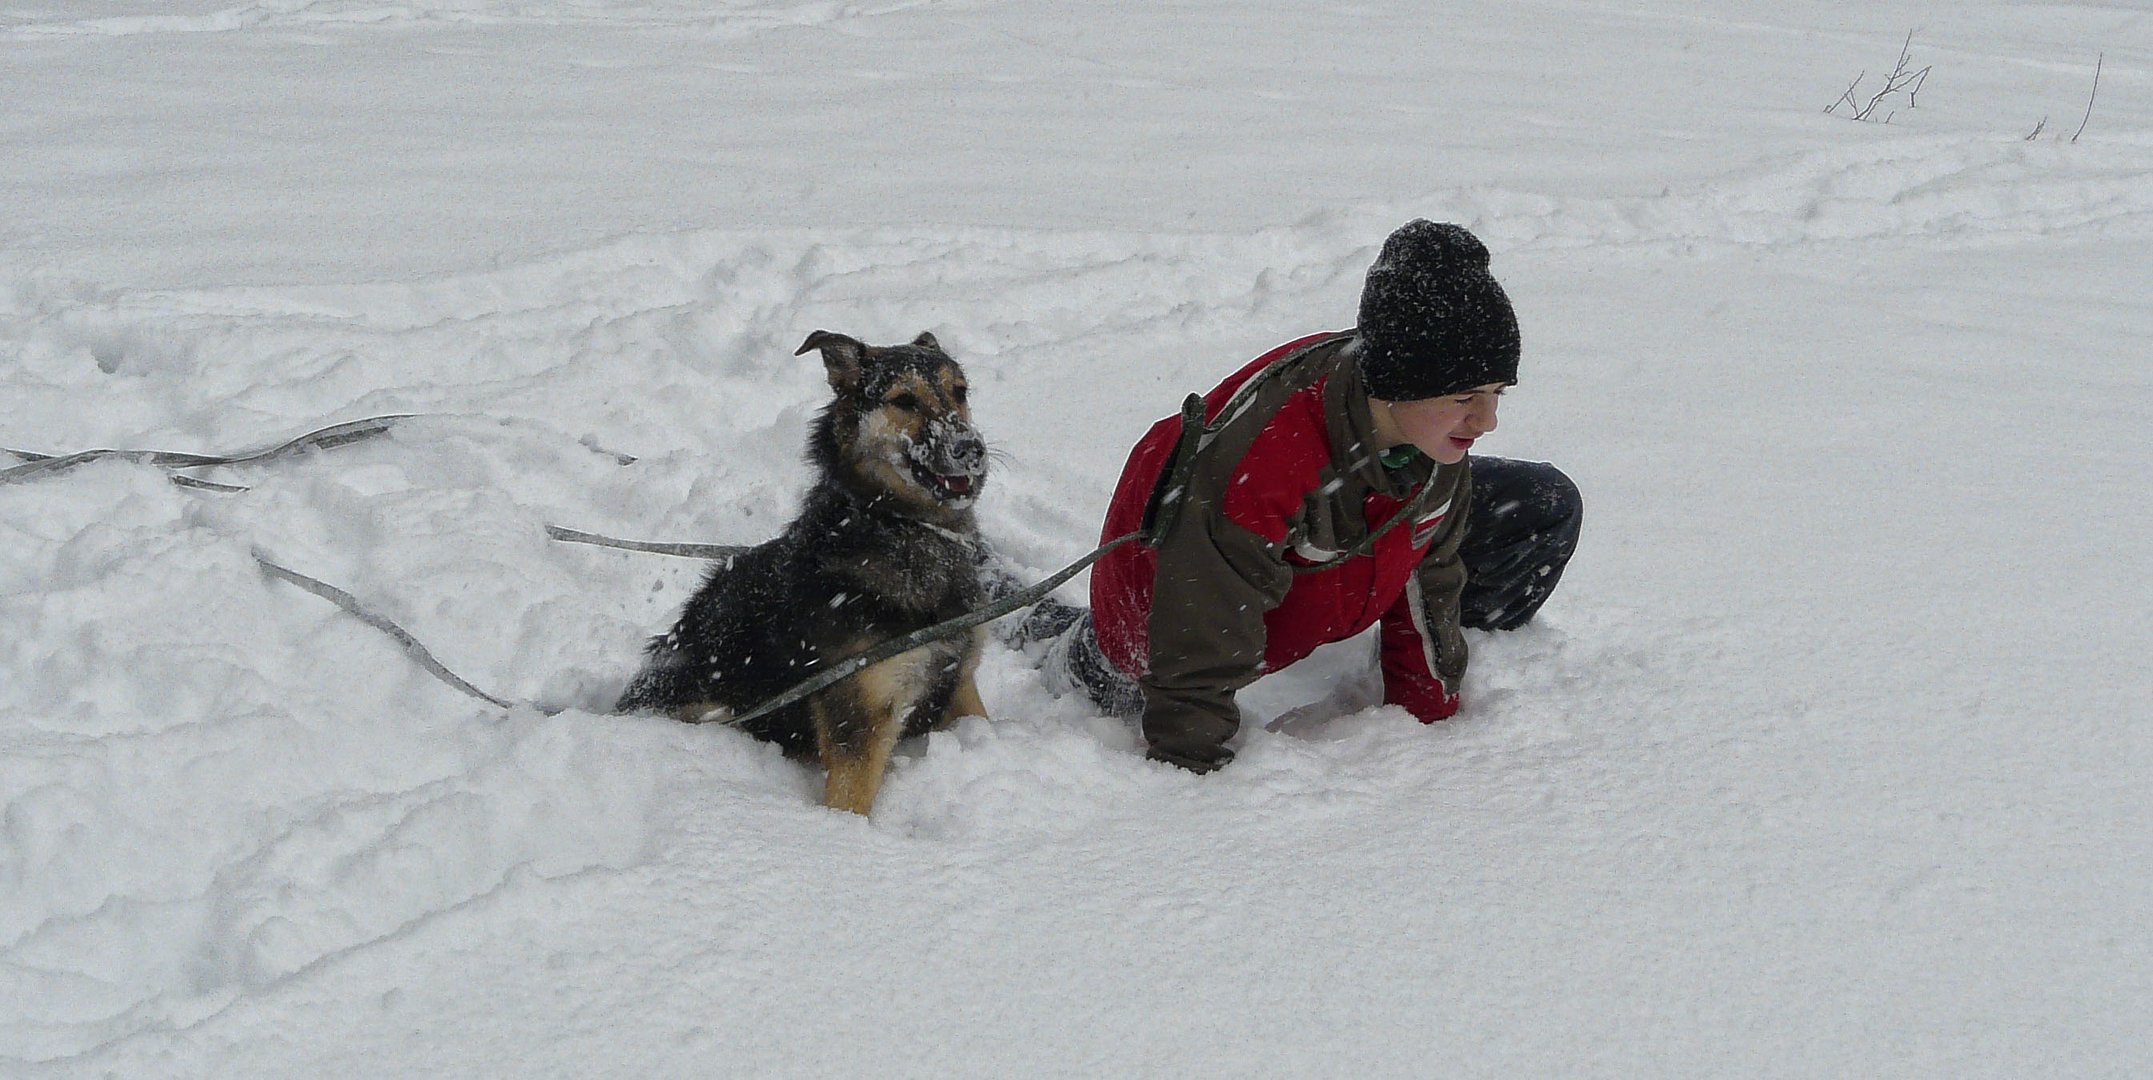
[952,433,986,471]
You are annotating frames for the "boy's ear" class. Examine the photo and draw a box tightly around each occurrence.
[797,331,866,390]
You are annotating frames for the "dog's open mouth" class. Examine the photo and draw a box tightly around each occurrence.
[914,466,977,501]
[899,429,985,505]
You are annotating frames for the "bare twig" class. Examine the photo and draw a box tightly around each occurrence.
[2072,53,2103,143]
[2026,116,2048,141]
[1904,65,1930,108]
[1857,32,1932,121]
[1827,71,1866,115]
[1829,31,1932,123]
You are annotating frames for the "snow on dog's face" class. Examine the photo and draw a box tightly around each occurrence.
[798,330,987,518]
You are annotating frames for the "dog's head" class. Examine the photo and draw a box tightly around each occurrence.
[797,330,987,519]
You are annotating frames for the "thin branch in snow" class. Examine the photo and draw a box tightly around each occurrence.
[1903,64,1930,109]
[1828,31,1932,123]
[1826,71,1866,115]
[2071,53,2102,143]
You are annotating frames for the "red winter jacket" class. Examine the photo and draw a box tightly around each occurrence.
[1090,331,1472,771]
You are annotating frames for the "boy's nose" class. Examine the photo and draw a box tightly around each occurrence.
[1471,398,1500,434]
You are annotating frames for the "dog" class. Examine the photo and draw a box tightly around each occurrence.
[617,330,990,816]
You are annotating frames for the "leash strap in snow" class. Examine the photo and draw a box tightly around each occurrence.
[542,525,748,561]
[2,415,412,488]
[253,549,524,712]
[253,528,1141,725]
[1138,333,1444,573]
[222,352,1434,724]
[596,341,1444,726]
[727,531,1142,727]
[720,468,1431,727]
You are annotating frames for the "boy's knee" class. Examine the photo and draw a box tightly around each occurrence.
[1542,466,1582,546]
[1519,461,1582,533]
[1458,460,1581,632]
[1471,458,1581,539]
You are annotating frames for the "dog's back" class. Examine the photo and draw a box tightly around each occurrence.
[618,331,991,814]
[616,488,984,750]
[615,535,817,748]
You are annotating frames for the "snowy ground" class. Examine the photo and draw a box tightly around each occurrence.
[5,1,2152,1076]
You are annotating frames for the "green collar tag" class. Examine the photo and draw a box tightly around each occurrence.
[1379,445,1422,471]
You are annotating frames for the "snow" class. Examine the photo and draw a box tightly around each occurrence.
[4,1,2151,1076]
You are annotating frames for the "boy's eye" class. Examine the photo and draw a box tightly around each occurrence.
[890,393,921,411]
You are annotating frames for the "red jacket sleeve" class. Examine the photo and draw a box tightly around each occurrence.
[1375,472,1472,723]
[1377,578,1462,722]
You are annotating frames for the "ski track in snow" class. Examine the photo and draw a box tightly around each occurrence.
[7,134,2148,444]
[1,0,938,38]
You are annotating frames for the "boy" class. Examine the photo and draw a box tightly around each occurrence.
[1035,220,1582,773]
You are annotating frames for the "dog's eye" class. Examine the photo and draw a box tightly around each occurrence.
[951,385,968,405]
[889,392,921,412]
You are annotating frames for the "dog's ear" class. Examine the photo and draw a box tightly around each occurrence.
[911,331,943,353]
[797,331,866,390]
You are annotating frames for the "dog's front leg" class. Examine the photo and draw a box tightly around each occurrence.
[811,657,917,816]
[936,629,989,731]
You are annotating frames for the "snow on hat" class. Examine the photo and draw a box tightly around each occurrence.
[1355,220,1520,401]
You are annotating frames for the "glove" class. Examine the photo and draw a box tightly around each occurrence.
[1384,674,1460,724]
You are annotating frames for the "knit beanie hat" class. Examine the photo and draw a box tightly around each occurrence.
[1355,220,1520,400]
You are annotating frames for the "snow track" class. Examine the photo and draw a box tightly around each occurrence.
[11,126,2149,443]
[1,0,930,38]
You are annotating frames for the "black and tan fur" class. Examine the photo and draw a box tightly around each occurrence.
[617,331,990,815]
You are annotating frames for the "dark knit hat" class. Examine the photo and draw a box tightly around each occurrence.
[1355,220,1520,400]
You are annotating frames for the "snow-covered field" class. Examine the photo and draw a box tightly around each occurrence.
[5,1,2151,1075]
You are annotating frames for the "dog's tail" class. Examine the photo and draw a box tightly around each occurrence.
[615,639,693,715]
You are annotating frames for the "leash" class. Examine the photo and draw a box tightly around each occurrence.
[538,520,1143,726]
[30,345,1442,724]
[363,347,1439,722]
[252,549,528,711]
[725,531,1139,727]
[247,526,1141,721]
[3,415,411,488]
[3,415,637,490]
[542,525,746,561]
[708,338,1440,725]
[1139,331,1442,572]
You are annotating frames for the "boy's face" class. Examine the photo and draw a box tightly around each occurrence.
[1371,383,1505,464]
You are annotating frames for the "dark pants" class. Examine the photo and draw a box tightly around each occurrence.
[1026,456,1582,715]
[1453,456,1584,631]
